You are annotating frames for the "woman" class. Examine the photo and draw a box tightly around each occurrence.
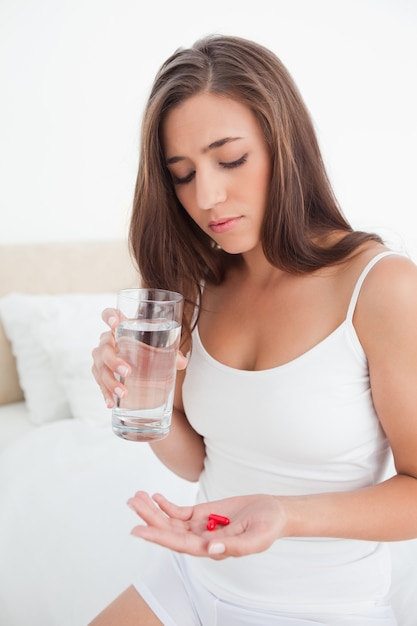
[90,35,417,625]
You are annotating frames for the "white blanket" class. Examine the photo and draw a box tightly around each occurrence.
[0,418,197,625]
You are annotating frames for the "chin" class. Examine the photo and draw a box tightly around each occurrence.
[220,240,261,256]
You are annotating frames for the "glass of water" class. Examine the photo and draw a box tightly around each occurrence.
[112,288,184,442]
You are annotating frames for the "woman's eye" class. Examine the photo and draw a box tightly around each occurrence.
[173,171,195,185]
[220,154,248,169]
[171,154,247,185]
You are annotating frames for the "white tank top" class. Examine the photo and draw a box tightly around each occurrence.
[182,252,396,614]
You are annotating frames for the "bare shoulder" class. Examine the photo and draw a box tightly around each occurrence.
[354,249,417,354]
[358,251,417,311]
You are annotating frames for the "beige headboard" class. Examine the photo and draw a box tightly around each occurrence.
[0,240,138,405]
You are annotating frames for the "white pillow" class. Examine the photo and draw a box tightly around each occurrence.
[0,293,115,426]
[0,294,70,424]
[37,293,115,427]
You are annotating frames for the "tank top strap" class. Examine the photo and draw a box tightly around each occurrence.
[346,251,399,323]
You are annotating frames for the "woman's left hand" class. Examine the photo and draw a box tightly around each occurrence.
[127,491,287,559]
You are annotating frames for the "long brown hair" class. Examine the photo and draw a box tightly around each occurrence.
[129,34,381,341]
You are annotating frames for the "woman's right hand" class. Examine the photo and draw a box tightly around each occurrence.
[91,308,189,409]
[91,308,129,408]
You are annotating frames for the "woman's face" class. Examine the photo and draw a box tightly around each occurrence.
[161,93,272,255]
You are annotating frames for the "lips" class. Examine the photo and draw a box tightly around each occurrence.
[208,216,242,234]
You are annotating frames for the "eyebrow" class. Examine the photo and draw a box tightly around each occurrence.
[166,136,243,165]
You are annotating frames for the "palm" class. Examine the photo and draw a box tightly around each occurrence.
[128,491,285,558]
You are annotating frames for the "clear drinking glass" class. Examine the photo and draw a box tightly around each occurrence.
[111,288,184,442]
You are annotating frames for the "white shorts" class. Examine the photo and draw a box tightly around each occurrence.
[133,548,398,626]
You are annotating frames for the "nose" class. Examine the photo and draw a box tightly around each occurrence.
[195,169,227,211]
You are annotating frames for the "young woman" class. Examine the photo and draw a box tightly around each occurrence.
[90,35,417,625]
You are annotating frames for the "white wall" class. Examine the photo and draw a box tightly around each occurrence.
[1,0,416,259]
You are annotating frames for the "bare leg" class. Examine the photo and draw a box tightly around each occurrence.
[88,585,163,626]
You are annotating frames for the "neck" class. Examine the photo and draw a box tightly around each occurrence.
[238,245,286,288]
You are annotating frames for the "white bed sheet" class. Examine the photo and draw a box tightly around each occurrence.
[0,409,415,626]
[0,401,36,450]
[0,416,197,625]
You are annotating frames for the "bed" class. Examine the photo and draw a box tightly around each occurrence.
[0,241,415,625]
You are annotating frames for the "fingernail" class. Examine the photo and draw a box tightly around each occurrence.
[109,316,118,327]
[208,542,226,555]
[106,397,113,408]
[115,387,124,399]
[117,365,129,377]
